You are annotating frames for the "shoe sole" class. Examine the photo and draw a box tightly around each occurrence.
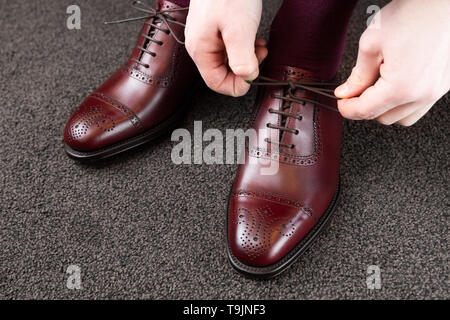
[226,178,340,280]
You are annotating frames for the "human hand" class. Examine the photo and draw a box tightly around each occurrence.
[335,0,450,126]
[184,0,267,97]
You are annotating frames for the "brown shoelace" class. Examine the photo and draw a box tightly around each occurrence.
[104,0,188,68]
[250,76,339,149]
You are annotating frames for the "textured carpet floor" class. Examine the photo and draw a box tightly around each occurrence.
[0,0,448,299]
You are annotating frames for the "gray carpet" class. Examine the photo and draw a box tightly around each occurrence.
[0,0,448,300]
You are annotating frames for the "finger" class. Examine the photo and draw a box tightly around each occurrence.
[191,46,249,97]
[255,37,267,47]
[255,37,268,65]
[376,102,423,125]
[203,60,251,97]
[212,71,251,97]
[335,30,382,99]
[255,46,268,65]
[186,30,251,97]
[185,23,231,92]
[338,77,410,120]
[396,102,435,127]
[222,23,260,81]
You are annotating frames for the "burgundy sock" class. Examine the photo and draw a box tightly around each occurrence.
[268,0,358,80]
[169,0,190,7]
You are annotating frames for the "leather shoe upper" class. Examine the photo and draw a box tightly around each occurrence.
[64,0,198,151]
[228,64,343,267]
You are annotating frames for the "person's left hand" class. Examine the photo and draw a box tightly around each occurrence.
[335,0,450,126]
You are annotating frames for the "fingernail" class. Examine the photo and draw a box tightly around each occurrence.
[335,83,349,97]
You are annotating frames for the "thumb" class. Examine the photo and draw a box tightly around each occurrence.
[335,31,382,99]
[222,24,260,81]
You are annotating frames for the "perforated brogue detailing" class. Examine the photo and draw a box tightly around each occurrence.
[229,190,316,261]
[123,65,170,87]
[283,67,317,82]
[230,190,314,215]
[249,111,322,167]
[121,43,185,87]
[66,105,116,143]
[91,92,142,128]
[230,205,298,262]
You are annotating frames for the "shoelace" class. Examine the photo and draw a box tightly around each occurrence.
[250,76,339,149]
[104,0,188,68]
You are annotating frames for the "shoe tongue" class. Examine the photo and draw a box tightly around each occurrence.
[265,65,321,83]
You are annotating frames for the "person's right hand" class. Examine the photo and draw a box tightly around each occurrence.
[185,0,267,97]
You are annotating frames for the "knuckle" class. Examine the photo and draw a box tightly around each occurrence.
[358,31,376,55]
[184,37,197,56]
[348,66,364,85]
[338,102,360,119]
[348,108,362,119]
[223,20,254,44]
[230,64,255,77]
[389,81,413,101]
[348,104,372,119]
[355,109,372,120]
[222,26,240,43]
[205,76,221,92]
[206,80,218,92]
[424,87,442,102]
[361,109,378,120]
[377,116,394,126]
[397,118,416,127]
[350,66,361,77]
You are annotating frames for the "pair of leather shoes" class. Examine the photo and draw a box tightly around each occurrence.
[63,0,342,279]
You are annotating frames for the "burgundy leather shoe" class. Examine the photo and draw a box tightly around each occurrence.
[63,0,198,160]
[227,64,342,278]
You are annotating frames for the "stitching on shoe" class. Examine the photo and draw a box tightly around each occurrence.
[248,110,322,167]
[123,36,185,87]
[230,205,299,262]
[230,189,314,217]
[91,92,142,128]
[227,180,340,275]
[66,104,116,143]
